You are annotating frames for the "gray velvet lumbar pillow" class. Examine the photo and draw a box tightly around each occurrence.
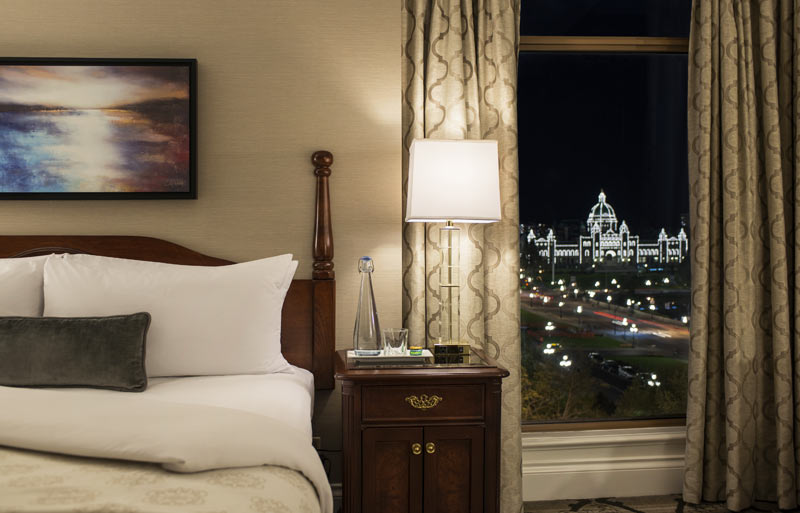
[0,313,151,392]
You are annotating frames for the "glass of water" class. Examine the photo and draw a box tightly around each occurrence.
[382,328,408,356]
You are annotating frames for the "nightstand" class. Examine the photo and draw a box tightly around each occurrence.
[334,348,509,513]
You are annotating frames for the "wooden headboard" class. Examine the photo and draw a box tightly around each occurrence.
[0,151,336,389]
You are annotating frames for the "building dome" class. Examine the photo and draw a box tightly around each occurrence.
[587,190,618,232]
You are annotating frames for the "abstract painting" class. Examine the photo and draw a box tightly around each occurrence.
[0,58,196,199]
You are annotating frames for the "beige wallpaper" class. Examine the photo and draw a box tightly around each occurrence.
[0,0,401,454]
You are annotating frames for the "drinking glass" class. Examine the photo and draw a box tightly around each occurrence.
[382,328,408,356]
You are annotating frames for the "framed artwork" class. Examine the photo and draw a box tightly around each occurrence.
[0,58,196,199]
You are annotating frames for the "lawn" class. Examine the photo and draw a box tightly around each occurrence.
[613,355,687,376]
[521,309,549,328]
[555,335,623,349]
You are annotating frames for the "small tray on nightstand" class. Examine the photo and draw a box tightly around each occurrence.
[345,349,433,365]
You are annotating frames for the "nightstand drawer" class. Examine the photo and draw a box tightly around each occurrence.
[362,384,484,422]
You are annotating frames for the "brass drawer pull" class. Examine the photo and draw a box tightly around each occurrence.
[425,442,436,454]
[405,394,443,410]
[411,443,422,455]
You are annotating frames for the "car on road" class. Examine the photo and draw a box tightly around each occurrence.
[588,352,603,363]
[600,360,619,374]
[618,365,635,380]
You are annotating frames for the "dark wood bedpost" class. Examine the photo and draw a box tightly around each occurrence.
[312,151,334,280]
[312,150,335,389]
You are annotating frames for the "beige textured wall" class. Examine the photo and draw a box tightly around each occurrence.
[0,0,401,455]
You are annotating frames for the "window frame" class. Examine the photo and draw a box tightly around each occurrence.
[519,33,690,432]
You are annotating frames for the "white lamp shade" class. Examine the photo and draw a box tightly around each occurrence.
[405,139,501,223]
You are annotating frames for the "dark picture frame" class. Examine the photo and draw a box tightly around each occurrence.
[0,58,197,199]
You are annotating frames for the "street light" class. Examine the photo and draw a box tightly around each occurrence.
[645,280,652,286]
[558,301,565,317]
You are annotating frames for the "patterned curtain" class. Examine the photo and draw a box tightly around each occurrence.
[684,0,800,510]
[401,1,522,511]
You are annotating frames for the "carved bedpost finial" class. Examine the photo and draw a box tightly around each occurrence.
[312,151,334,280]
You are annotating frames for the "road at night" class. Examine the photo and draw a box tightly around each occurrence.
[520,291,689,360]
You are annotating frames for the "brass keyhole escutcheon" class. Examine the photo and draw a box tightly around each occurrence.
[425,442,436,454]
[411,443,422,455]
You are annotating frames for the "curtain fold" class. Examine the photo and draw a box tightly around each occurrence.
[684,0,800,510]
[401,0,522,511]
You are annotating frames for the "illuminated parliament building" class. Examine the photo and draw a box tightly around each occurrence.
[530,191,688,266]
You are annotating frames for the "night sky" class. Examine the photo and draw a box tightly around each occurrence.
[518,1,691,238]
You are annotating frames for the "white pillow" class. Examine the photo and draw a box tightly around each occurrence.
[0,255,50,316]
[43,253,298,377]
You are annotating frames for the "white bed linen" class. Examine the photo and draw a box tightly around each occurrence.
[0,366,330,513]
[148,365,315,439]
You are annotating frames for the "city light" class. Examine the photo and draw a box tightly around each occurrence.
[611,278,617,285]
[588,291,596,298]
[645,280,652,286]
[606,295,612,302]
[649,304,656,311]
[557,279,564,285]
[529,191,688,266]
[545,322,555,332]
[626,299,633,306]
[558,301,565,308]
[630,324,639,334]
[529,293,534,298]
[559,355,572,367]
[594,281,600,287]
[681,316,689,324]
[663,277,670,284]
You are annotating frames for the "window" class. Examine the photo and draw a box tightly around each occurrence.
[519,1,691,426]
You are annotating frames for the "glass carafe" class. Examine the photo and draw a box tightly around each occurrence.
[353,256,381,356]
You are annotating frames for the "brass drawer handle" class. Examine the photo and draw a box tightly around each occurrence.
[426,442,436,454]
[405,394,443,410]
[411,443,422,455]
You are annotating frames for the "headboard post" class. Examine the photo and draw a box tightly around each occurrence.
[312,151,334,280]
[311,150,335,389]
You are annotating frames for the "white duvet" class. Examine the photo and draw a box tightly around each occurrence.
[0,385,332,513]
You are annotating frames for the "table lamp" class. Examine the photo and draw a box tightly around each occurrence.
[405,139,501,351]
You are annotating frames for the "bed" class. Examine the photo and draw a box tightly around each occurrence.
[0,151,336,513]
